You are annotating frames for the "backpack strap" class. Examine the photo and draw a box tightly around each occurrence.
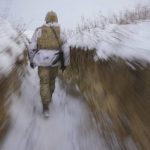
[50,26,65,69]
[49,26,62,51]
[36,26,43,52]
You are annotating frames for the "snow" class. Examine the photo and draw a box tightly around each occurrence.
[0,65,108,150]
[24,30,34,40]
[67,20,150,64]
[0,18,25,76]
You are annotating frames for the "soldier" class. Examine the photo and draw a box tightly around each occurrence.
[29,11,66,117]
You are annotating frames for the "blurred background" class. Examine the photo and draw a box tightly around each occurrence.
[0,0,150,150]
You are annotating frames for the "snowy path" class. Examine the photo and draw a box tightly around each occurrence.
[1,66,107,150]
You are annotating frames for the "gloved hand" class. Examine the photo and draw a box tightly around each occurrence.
[61,65,66,73]
[30,62,35,69]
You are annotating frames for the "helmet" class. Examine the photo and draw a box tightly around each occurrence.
[45,11,58,23]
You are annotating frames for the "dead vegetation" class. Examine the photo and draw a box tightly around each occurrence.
[0,49,27,143]
[64,48,150,150]
[67,5,150,35]
[64,6,150,149]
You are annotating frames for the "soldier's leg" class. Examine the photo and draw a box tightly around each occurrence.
[49,67,58,101]
[38,67,51,107]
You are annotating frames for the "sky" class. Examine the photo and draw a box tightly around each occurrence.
[0,0,149,30]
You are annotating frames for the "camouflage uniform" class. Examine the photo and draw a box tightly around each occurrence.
[38,66,58,105]
[29,11,62,110]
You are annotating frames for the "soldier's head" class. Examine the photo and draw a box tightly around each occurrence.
[45,11,58,23]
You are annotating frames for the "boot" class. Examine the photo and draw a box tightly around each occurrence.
[43,104,50,118]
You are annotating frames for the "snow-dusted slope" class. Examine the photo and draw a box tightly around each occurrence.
[68,20,150,63]
[24,30,34,40]
[0,18,25,76]
[1,66,108,150]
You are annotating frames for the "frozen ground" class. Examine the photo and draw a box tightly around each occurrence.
[0,66,108,150]
[0,18,25,76]
[68,20,150,64]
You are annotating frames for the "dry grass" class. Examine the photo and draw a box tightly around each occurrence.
[64,47,150,150]
[108,5,150,25]
[67,5,150,35]
[0,49,27,142]
[64,6,150,149]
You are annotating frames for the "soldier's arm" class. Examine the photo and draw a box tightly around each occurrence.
[28,28,41,63]
[60,32,70,67]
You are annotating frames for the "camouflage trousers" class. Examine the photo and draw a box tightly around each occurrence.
[38,66,58,106]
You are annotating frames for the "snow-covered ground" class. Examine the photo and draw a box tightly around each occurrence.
[0,18,25,77]
[0,19,108,150]
[0,65,108,150]
[24,30,34,40]
[68,20,150,64]
[1,17,149,150]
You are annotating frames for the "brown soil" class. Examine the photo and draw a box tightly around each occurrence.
[64,47,150,150]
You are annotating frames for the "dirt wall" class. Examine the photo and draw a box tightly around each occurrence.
[64,47,150,150]
[0,50,27,142]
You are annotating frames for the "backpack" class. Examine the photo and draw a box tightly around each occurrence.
[37,25,62,50]
[34,25,65,70]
